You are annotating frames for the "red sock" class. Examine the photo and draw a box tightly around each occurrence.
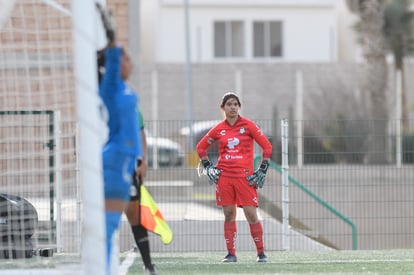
[224,221,237,255]
[249,222,264,254]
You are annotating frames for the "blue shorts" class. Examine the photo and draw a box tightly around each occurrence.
[102,148,135,201]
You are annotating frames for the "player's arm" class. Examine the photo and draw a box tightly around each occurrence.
[251,123,272,160]
[195,126,217,159]
[136,107,148,178]
[196,128,221,184]
[96,2,122,97]
[246,123,272,189]
[96,2,115,46]
[137,127,148,178]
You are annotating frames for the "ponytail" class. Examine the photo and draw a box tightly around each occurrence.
[97,49,105,84]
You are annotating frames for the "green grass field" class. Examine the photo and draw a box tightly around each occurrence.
[122,249,414,275]
[1,249,413,274]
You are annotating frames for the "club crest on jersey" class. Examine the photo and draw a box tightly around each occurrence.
[239,127,245,134]
[124,86,134,95]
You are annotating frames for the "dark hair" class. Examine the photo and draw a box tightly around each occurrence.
[97,49,105,84]
[220,92,241,108]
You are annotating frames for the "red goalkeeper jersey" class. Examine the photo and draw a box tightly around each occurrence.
[196,116,272,178]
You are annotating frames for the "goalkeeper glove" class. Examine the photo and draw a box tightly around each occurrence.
[202,160,221,185]
[246,160,269,189]
[96,3,115,43]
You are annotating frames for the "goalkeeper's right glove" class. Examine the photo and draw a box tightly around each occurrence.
[202,160,221,185]
[96,3,115,43]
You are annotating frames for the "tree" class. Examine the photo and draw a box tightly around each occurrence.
[346,0,389,163]
[383,0,414,128]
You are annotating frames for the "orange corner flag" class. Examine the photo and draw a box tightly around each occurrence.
[140,185,173,244]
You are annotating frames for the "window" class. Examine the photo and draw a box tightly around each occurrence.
[214,21,244,58]
[253,21,282,57]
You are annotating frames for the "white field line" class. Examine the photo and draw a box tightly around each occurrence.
[275,258,414,264]
[157,258,414,265]
[119,250,137,275]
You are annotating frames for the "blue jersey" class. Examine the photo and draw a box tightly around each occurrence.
[99,47,142,159]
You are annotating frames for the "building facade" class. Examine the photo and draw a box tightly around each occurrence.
[136,0,360,64]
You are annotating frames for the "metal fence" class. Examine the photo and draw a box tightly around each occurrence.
[1,116,413,252]
[117,119,414,252]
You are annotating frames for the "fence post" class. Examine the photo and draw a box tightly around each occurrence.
[296,70,303,168]
[281,118,290,250]
[151,70,159,169]
[235,70,242,105]
[54,111,62,252]
[396,70,402,168]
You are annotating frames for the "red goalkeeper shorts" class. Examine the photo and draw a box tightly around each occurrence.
[215,175,259,207]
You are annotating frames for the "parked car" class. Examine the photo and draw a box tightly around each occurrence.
[179,120,221,162]
[179,120,220,140]
[146,131,184,167]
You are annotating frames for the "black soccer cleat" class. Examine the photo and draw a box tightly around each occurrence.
[222,253,237,263]
[256,252,267,263]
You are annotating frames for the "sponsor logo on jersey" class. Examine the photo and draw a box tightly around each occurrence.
[225,154,243,160]
[227,137,239,149]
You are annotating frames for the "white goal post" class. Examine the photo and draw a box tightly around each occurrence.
[72,0,106,274]
[0,0,107,274]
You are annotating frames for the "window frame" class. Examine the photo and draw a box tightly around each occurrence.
[252,20,283,58]
[213,20,245,58]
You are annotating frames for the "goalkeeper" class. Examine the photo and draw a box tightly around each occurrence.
[97,38,140,274]
[96,4,158,274]
[196,92,272,263]
[96,4,148,274]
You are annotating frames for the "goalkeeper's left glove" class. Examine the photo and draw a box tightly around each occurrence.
[246,160,269,189]
[201,159,221,185]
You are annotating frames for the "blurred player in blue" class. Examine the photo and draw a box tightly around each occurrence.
[98,46,141,273]
[96,4,142,274]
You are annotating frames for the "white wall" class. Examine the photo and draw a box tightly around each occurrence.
[335,0,361,62]
[152,0,338,63]
[140,0,158,65]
